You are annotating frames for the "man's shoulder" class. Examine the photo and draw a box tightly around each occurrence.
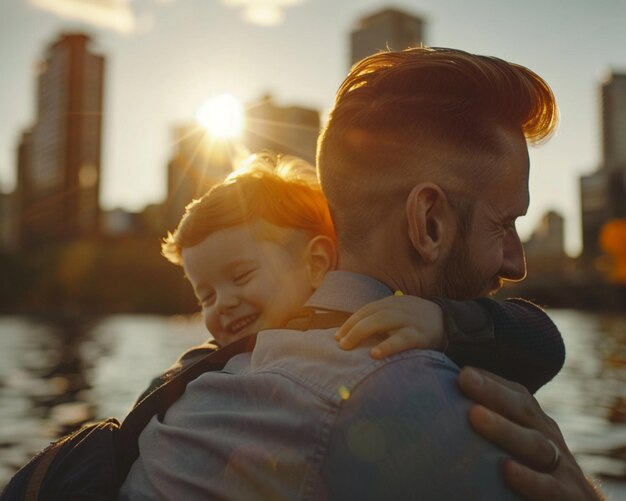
[251,327,460,404]
[316,349,518,500]
[340,348,463,409]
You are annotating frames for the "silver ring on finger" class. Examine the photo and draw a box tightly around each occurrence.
[546,439,561,472]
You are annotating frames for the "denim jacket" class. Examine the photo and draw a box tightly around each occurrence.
[119,271,519,500]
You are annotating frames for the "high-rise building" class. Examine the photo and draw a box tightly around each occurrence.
[350,8,425,67]
[580,71,626,260]
[0,191,17,252]
[525,210,566,258]
[15,129,34,247]
[580,169,626,259]
[601,72,626,169]
[520,210,577,286]
[18,33,104,247]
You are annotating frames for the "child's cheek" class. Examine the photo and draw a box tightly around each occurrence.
[204,308,219,334]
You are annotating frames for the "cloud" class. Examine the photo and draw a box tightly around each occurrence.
[29,0,137,34]
[222,0,305,26]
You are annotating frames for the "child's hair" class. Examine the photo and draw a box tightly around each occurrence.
[162,151,335,265]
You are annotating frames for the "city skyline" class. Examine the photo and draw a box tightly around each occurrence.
[2,0,626,255]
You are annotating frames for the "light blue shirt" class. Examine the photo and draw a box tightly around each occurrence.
[119,271,518,500]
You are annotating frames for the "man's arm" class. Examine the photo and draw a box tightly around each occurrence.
[442,297,565,393]
[458,367,604,500]
[337,295,565,393]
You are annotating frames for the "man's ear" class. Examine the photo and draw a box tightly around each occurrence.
[406,182,451,264]
[303,235,337,289]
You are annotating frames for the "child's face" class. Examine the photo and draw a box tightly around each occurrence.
[182,221,316,346]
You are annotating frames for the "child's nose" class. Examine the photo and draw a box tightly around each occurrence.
[215,291,239,313]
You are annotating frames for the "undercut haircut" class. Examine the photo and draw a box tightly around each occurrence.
[317,46,558,254]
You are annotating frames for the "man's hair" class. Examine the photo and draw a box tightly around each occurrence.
[162,151,335,265]
[317,46,558,254]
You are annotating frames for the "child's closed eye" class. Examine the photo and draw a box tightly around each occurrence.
[199,292,216,307]
[233,270,255,285]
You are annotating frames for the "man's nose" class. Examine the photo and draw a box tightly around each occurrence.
[499,230,527,282]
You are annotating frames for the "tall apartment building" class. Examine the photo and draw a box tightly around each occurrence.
[580,71,626,260]
[601,72,626,169]
[0,191,17,252]
[18,33,104,247]
[350,8,425,67]
[525,210,566,258]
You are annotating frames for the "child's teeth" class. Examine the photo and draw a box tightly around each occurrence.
[231,315,256,333]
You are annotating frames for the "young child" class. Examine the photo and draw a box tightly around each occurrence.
[162,151,337,348]
[158,151,564,396]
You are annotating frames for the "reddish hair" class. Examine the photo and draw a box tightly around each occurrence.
[162,152,335,265]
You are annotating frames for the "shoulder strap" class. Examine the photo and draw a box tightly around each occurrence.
[115,308,352,482]
[24,442,63,501]
[115,333,257,480]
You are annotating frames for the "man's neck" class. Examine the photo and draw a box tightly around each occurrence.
[335,258,428,298]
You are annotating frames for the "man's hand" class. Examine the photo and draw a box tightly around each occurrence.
[334,295,445,358]
[458,367,604,500]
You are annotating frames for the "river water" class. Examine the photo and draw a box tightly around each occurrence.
[1,310,625,498]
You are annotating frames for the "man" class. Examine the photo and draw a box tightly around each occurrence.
[119,47,601,499]
[315,46,601,500]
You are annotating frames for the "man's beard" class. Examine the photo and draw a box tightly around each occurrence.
[433,234,502,301]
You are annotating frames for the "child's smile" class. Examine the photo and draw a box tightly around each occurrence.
[182,220,316,346]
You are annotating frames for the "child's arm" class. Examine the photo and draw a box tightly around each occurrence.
[335,295,565,394]
[336,295,447,357]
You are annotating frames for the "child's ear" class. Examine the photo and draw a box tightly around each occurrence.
[406,182,452,265]
[304,235,337,289]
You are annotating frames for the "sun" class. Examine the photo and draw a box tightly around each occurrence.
[196,94,244,139]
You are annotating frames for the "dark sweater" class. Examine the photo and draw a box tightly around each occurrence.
[439,297,565,394]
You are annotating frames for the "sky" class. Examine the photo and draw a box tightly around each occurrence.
[1,0,626,256]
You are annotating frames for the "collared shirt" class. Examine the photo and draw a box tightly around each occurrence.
[119,271,518,500]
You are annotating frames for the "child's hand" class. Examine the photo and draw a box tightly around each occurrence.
[335,295,445,359]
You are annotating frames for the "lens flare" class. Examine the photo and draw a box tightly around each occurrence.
[196,94,244,139]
